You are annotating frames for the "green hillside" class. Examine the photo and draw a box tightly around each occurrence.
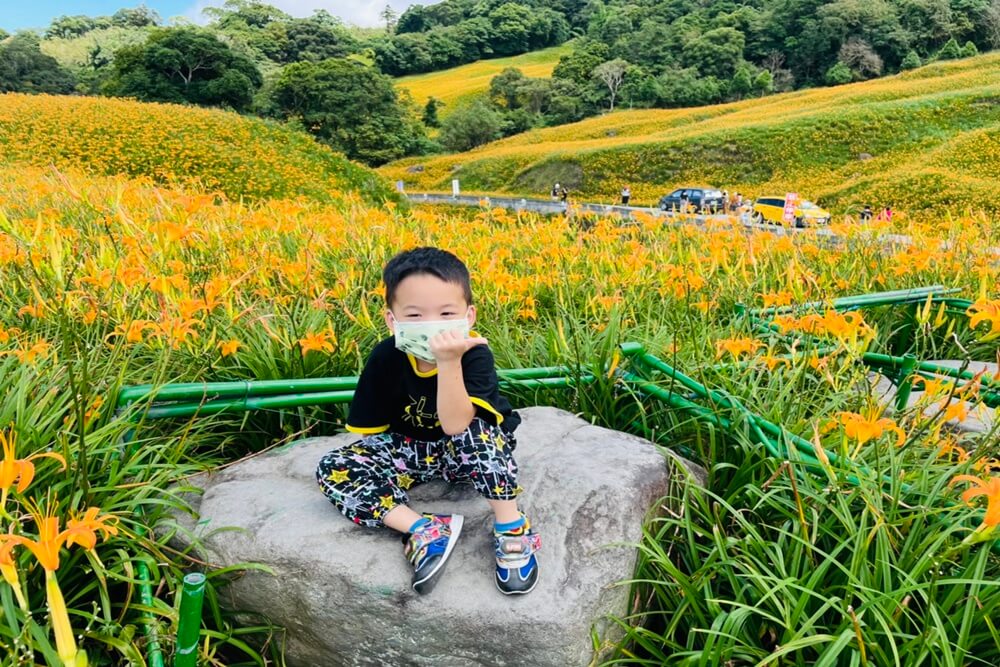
[394,43,573,119]
[0,93,395,204]
[382,53,1000,216]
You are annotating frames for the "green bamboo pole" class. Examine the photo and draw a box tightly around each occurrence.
[133,376,596,421]
[116,367,582,408]
[136,541,164,667]
[174,573,206,667]
[894,355,918,411]
[749,285,958,317]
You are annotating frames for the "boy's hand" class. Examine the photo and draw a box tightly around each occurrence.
[430,328,488,363]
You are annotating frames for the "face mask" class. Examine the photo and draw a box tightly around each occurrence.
[391,311,471,363]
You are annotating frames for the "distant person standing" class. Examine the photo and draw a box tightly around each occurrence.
[860,205,873,222]
[722,190,730,212]
[621,186,631,206]
[559,186,569,204]
[877,205,894,222]
[551,183,561,201]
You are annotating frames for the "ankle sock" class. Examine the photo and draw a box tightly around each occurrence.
[495,515,527,535]
[408,517,432,534]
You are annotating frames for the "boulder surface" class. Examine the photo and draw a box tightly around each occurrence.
[171,407,697,666]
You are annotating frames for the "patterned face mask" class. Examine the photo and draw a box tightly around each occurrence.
[391,311,471,363]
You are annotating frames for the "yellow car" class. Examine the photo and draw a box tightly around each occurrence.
[751,196,831,227]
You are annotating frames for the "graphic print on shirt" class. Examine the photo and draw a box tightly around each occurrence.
[403,394,440,430]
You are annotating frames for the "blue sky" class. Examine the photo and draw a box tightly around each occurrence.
[1,1,438,32]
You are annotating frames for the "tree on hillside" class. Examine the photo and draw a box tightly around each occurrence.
[838,38,883,79]
[203,0,289,30]
[936,37,962,59]
[106,27,262,110]
[553,40,611,85]
[422,97,443,127]
[900,50,922,69]
[825,61,853,84]
[380,5,399,34]
[730,63,753,99]
[682,28,745,79]
[264,14,357,64]
[45,15,110,39]
[752,69,773,95]
[270,58,425,165]
[490,67,528,108]
[0,33,77,94]
[987,0,1000,49]
[439,100,505,151]
[593,58,628,110]
[658,66,724,107]
[111,6,161,28]
[0,29,9,41]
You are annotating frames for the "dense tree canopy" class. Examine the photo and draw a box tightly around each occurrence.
[0,33,77,94]
[105,27,262,110]
[270,58,426,165]
[384,0,993,93]
[376,1,572,75]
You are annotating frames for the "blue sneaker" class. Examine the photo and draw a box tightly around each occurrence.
[494,518,541,595]
[403,514,463,595]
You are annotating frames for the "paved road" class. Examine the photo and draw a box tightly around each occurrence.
[404,192,914,246]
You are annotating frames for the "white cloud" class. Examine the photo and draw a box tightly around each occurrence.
[184,1,439,27]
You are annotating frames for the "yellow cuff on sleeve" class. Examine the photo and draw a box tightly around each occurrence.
[346,424,390,435]
[469,397,504,425]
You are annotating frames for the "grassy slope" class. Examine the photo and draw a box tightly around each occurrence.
[394,43,573,119]
[40,26,151,69]
[0,93,395,204]
[382,53,1000,215]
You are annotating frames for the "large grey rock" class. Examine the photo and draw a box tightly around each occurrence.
[170,407,700,666]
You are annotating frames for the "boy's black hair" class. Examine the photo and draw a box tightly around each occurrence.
[383,247,473,307]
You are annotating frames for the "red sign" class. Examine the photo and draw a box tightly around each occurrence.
[782,192,799,224]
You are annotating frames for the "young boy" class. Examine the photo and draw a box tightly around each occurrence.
[316,247,540,596]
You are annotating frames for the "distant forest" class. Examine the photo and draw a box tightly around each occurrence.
[1,0,997,163]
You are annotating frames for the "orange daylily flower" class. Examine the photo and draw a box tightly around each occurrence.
[12,340,52,364]
[298,330,336,354]
[3,505,113,667]
[0,427,66,508]
[758,351,791,371]
[835,411,906,448]
[716,337,764,359]
[9,505,119,573]
[218,340,242,357]
[967,299,1000,341]
[0,535,28,611]
[761,290,794,308]
[950,474,1000,534]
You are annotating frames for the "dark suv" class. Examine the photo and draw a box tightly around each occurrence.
[658,187,725,214]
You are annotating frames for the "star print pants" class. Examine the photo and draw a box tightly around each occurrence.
[315,417,520,528]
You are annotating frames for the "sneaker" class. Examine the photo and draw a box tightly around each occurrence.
[494,519,541,595]
[403,514,464,595]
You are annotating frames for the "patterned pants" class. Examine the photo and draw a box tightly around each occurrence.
[316,417,521,528]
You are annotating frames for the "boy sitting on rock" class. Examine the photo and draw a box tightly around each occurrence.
[316,247,540,595]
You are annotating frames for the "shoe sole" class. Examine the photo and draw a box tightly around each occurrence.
[495,574,538,596]
[412,514,464,595]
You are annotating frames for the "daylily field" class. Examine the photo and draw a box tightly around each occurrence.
[1,89,1000,666]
